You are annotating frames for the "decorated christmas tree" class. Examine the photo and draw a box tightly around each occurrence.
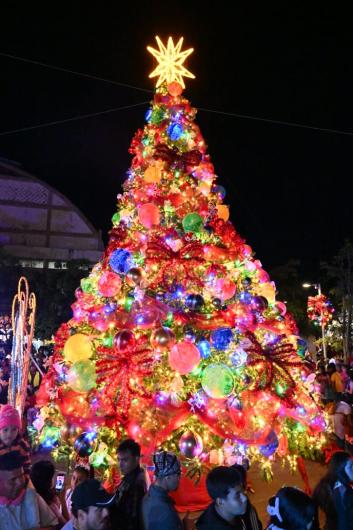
[32,37,326,481]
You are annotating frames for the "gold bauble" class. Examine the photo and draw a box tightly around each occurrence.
[126,267,143,287]
[144,165,162,183]
[150,327,176,351]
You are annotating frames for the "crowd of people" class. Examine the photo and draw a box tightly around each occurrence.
[315,355,353,450]
[1,335,353,529]
[0,405,353,530]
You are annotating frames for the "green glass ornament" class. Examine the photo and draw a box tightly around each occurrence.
[80,278,94,293]
[182,212,204,233]
[151,107,165,124]
[68,360,96,392]
[201,364,234,398]
[111,212,120,226]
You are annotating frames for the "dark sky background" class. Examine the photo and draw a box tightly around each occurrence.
[1,3,352,280]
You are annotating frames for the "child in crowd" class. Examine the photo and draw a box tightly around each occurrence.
[266,487,316,530]
[0,404,31,477]
[65,464,90,517]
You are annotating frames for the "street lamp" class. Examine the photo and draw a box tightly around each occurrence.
[302,282,327,361]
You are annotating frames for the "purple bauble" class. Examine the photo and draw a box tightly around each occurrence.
[179,430,203,458]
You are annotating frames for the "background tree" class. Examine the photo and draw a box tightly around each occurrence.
[0,249,89,339]
[321,239,353,360]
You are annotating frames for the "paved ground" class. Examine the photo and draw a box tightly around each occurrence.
[247,459,326,524]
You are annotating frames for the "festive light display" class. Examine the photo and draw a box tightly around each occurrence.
[147,36,195,88]
[307,294,334,326]
[32,37,326,481]
[9,277,36,416]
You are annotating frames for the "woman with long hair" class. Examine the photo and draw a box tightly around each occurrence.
[312,451,353,530]
[30,459,68,526]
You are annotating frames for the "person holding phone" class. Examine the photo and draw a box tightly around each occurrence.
[30,460,69,526]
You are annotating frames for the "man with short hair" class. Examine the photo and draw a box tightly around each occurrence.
[142,450,183,530]
[0,450,58,530]
[111,438,148,530]
[70,478,114,530]
[196,466,262,530]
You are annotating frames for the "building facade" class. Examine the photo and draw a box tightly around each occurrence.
[0,159,104,268]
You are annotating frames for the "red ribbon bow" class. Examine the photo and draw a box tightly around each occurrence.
[245,332,303,400]
[154,143,202,170]
[96,344,155,423]
[145,239,205,288]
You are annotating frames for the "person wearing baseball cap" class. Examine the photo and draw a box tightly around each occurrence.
[142,450,183,530]
[68,478,114,530]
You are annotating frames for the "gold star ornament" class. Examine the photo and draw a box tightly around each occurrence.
[147,36,195,89]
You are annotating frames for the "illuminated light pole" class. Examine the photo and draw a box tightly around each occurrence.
[303,282,327,362]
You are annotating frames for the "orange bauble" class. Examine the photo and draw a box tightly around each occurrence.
[144,164,162,183]
[216,204,230,221]
[168,82,183,97]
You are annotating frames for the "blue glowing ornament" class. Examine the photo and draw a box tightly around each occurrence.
[239,292,252,304]
[259,430,278,457]
[185,294,204,311]
[197,339,211,359]
[109,248,134,274]
[167,122,184,141]
[145,108,152,122]
[74,431,98,457]
[212,185,226,199]
[171,284,184,300]
[297,338,307,358]
[230,348,248,367]
[103,302,117,314]
[210,328,233,350]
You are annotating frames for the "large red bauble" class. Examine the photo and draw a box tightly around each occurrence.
[114,329,135,352]
[138,203,160,228]
[98,271,122,297]
[168,341,200,375]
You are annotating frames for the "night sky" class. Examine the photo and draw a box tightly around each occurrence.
[1,4,352,279]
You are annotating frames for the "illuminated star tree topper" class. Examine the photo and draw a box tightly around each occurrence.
[147,36,195,88]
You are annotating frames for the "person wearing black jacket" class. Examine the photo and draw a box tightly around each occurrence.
[313,451,353,530]
[111,439,148,530]
[196,466,262,530]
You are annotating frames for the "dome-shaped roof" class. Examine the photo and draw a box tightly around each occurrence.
[0,159,104,266]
